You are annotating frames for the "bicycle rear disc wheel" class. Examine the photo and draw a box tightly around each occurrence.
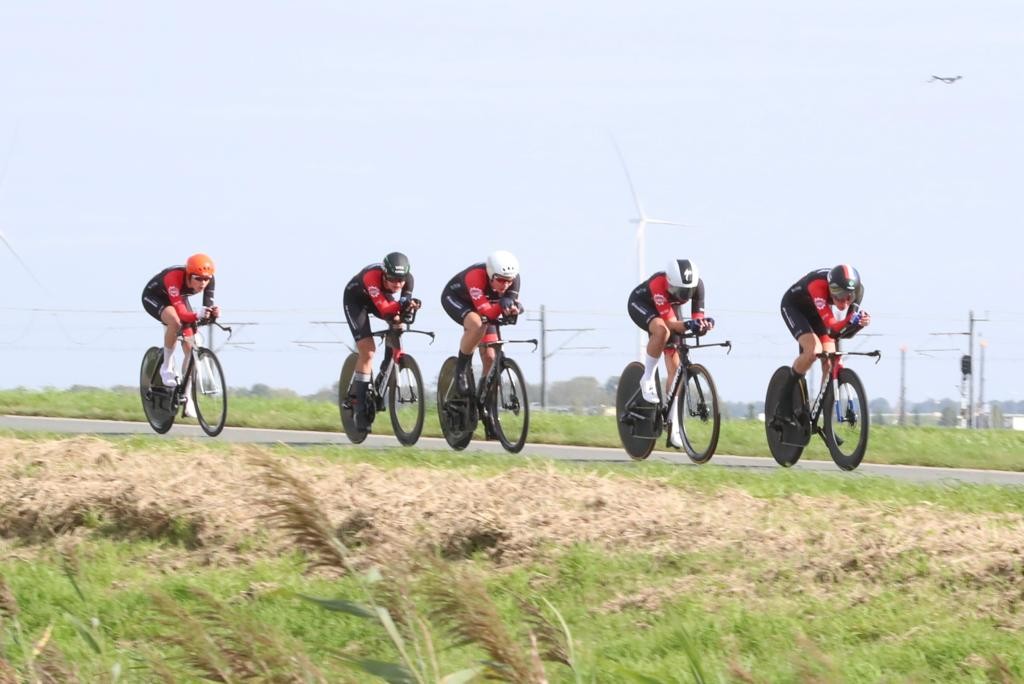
[437,356,475,450]
[765,366,805,467]
[389,354,425,446]
[140,347,176,434]
[489,358,529,453]
[193,348,227,437]
[679,364,721,464]
[338,352,368,444]
[615,362,661,461]
[823,368,870,471]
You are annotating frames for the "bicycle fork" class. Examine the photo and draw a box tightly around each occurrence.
[829,360,856,426]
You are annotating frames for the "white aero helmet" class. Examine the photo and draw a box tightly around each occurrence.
[666,258,699,295]
[486,250,520,279]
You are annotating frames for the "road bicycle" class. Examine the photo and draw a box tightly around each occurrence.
[339,303,433,446]
[140,319,231,436]
[765,325,881,470]
[615,330,731,462]
[436,316,536,453]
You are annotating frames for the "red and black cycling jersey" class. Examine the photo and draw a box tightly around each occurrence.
[142,266,215,325]
[442,263,521,321]
[629,272,706,322]
[343,264,415,318]
[783,268,863,336]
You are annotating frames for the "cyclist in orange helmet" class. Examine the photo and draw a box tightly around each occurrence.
[141,253,221,415]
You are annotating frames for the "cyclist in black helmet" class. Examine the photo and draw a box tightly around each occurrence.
[626,258,714,448]
[775,264,871,420]
[343,252,420,429]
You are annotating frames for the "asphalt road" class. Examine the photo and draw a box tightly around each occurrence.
[2,414,1022,487]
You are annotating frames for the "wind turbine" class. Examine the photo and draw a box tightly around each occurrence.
[611,137,689,359]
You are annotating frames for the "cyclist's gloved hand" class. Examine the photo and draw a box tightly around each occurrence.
[685,318,712,335]
[499,296,517,316]
[400,297,421,323]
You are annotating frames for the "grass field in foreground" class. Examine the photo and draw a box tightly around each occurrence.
[1,435,1023,682]
[1,387,1022,471]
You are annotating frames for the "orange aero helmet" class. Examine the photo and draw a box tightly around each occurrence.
[186,253,215,278]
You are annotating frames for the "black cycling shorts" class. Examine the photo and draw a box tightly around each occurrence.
[343,287,376,342]
[780,297,827,340]
[441,291,475,325]
[141,290,194,322]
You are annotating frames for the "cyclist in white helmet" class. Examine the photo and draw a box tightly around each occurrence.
[440,250,522,394]
[627,258,714,448]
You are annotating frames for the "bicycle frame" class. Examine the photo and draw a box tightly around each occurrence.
[151,320,232,407]
[367,325,435,406]
[655,334,732,424]
[475,330,538,409]
[805,348,881,432]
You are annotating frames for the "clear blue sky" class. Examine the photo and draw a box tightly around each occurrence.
[1,1,1022,407]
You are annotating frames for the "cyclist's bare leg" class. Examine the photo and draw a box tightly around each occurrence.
[159,307,183,384]
[775,331,821,422]
[645,318,670,361]
[455,313,487,393]
[792,332,822,375]
[638,318,670,401]
[479,346,497,380]
[664,349,680,392]
[346,336,378,429]
[459,313,487,355]
[664,349,683,446]
[818,336,836,378]
[356,337,376,377]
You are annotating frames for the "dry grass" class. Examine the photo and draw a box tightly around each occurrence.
[1,436,1024,631]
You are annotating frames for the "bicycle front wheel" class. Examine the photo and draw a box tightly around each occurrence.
[437,356,475,450]
[489,358,529,453]
[388,354,425,446]
[678,364,721,464]
[140,347,176,434]
[192,348,227,437]
[823,368,870,471]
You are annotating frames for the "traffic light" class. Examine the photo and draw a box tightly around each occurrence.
[960,354,972,376]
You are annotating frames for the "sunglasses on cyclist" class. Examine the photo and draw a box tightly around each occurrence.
[383,275,406,284]
[491,275,514,284]
[830,289,852,302]
[191,275,212,282]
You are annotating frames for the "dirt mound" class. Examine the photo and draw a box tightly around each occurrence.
[2,437,1023,622]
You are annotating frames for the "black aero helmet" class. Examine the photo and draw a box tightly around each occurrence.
[827,264,860,299]
[382,252,410,280]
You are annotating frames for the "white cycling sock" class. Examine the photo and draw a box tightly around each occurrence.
[162,347,176,370]
[641,354,660,382]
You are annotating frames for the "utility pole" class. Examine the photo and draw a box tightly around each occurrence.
[929,310,988,428]
[967,311,988,428]
[899,345,907,426]
[979,338,988,428]
[532,305,608,409]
